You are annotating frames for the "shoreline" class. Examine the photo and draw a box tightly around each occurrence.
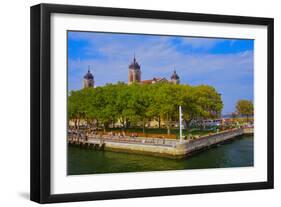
[68,128,253,159]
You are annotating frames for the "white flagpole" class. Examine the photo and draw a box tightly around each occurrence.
[179,106,183,143]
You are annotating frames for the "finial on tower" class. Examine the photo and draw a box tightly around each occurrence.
[133,51,136,62]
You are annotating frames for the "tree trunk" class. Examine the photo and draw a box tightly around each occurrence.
[167,126,170,135]
[86,119,89,129]
[185,119,191,129]
[75,118,78,129]
[142,118,146,134]
[96,119,98,128]
[158,116,161,129]
[167,114,171,135]
[120,118,125,130]
[184,119,190,137]
[126,120,131,128]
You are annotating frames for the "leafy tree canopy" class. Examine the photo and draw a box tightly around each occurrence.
[68,82,223,133]
[236,99,254,118]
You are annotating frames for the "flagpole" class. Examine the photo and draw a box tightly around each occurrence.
[179,106,183,143]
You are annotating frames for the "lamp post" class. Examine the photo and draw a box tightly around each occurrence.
[179,106,183,143]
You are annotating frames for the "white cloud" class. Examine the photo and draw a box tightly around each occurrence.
[179,37,225,49]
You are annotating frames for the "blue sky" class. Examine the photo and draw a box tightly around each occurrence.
[68,31,254,115]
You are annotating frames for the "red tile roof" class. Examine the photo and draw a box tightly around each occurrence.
[141,77,168,84]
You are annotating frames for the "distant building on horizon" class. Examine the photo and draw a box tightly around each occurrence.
[170,70,180,84]
[82,55,181,88]
[128,54,141,84]
[83,69,94,88]
[127,54,180,85]
[141,77,168,84]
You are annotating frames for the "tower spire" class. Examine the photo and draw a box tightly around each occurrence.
[171,67,180,84]
[83,66,94,88]
[128,52,141,84]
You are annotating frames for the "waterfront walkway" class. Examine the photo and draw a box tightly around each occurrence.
[67,127,253,158]
[68,134,179,147]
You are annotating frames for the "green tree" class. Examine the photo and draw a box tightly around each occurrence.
[68,90,88,129]
[115,83,133,129]
[154,83,183,134]
[146,83,163,128]
[128,84,152,133]
[236,99,254,122]
[94,84,119,131]
[67,82,223,135]
[182,85,223,130]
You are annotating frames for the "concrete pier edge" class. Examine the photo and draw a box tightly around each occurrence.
[68,128,253,159]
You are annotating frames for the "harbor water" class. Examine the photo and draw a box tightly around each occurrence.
[67,135,253,175]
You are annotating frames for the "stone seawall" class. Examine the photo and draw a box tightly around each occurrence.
[104,142,180,158]
[104,128,245,158]
[174,129,244,158]
[69,128,251,159]
[243,127,254,134]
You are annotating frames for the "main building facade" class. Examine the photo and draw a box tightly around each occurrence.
[83,55,180,88]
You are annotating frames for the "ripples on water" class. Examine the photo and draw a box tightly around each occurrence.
[67,135,253,175]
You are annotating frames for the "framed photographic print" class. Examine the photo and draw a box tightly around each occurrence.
[30,3,274,203]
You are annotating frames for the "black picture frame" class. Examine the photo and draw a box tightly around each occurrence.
[30,3,274,204]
